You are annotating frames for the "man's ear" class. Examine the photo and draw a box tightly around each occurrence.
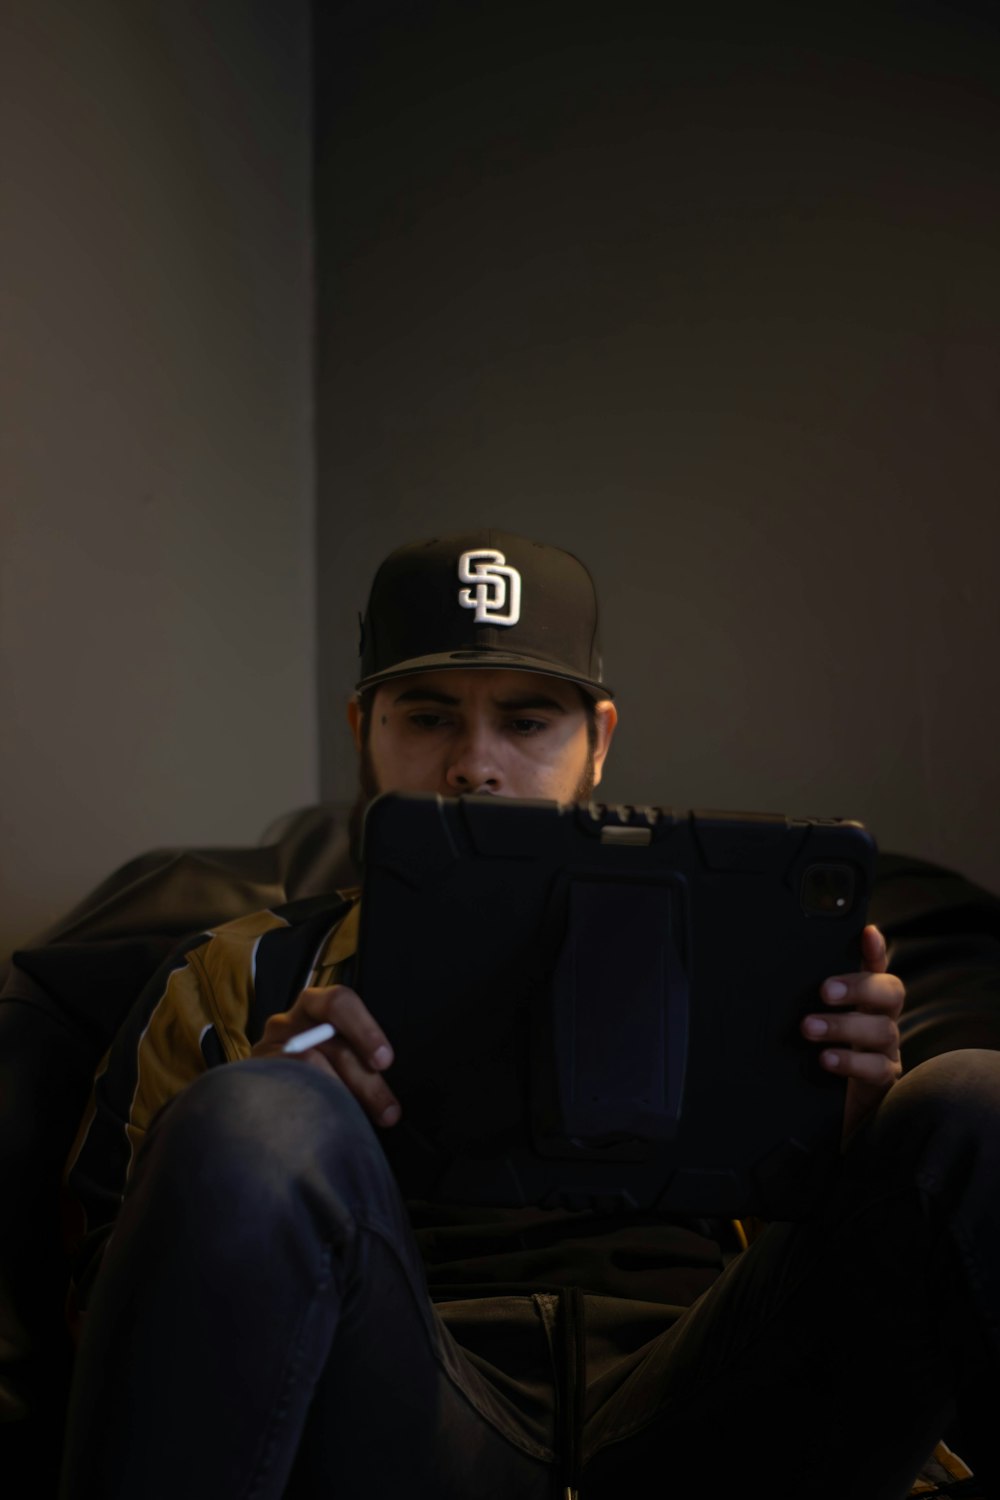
[590,699,618,789]
[346,695,363,751]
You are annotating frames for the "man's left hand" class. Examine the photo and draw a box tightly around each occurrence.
[801,924,904,1144]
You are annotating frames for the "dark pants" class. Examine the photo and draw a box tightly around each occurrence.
[60,1052,1000,1499]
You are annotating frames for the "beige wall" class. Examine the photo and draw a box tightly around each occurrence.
[314,4,1000,897]
[0,0,317,956]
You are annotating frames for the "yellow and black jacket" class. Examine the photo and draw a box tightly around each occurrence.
[64,893,358,1306]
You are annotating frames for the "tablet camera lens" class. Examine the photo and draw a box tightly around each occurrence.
[802,864,856,917]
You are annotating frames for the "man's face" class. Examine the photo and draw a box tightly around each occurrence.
[348,668,617,804]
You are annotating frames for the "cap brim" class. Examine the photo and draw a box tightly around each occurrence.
[355,649,613,700]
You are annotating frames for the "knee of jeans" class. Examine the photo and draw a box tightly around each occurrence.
[868,1049,1000,1174]
[139,1058,385,1212]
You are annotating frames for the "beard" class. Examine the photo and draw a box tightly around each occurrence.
[347,741,598,874]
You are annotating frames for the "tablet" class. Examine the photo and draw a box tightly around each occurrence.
[356,793,876,1219]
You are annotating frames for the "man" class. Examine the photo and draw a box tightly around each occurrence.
[60,531,1000,1498]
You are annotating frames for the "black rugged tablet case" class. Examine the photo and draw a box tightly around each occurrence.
[356,794,876,1219]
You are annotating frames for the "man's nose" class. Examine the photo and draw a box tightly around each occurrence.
[443,731,503,794]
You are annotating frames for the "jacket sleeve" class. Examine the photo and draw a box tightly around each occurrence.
[62,928,248,1310]
[61,902,338,1316]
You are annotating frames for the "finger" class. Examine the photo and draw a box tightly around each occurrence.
[861,924,888,974]
[802,1010,900,1054]
[258,997,338,1051]
[253,1014,340,1073]
[819,970,905,1016]
[323,1040,402,1128]
[293,985,394,1071]
[257,1010,301,1049]
[817,1047,901,1088]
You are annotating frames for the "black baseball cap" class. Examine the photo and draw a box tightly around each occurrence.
[356,529,612,700]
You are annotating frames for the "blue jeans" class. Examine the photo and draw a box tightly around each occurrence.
[60,1052,1000,1498]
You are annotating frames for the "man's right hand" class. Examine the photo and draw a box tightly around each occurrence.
[250,985,402,1128]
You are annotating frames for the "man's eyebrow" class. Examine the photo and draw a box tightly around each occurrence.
[392,688,461,706]
[493,695,568,713]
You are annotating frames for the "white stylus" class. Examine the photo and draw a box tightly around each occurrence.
[282,1022,336,1054]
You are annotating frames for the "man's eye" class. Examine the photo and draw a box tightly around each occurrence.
[510,718,547,736]
[408,713,452,730]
